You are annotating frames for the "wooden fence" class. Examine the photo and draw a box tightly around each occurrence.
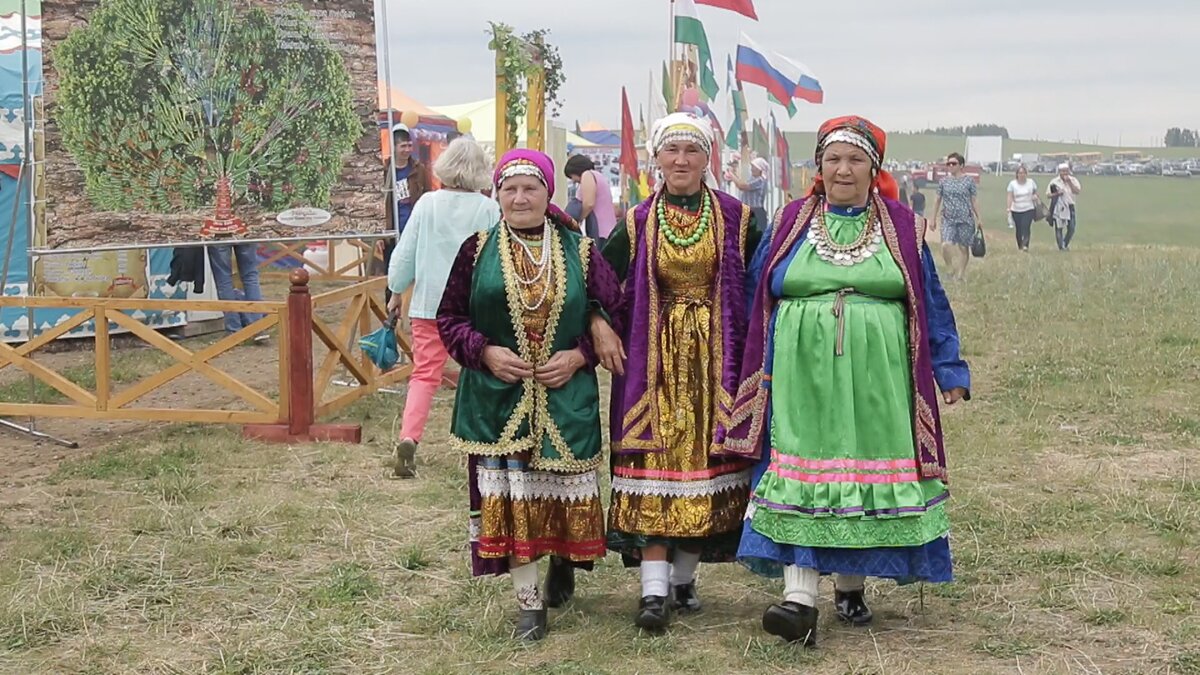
[0,269,411,443]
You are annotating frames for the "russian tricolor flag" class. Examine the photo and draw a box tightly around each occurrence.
[735,33,824,106]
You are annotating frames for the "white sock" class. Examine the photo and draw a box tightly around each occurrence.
[669,550,701,586]
[511,562,543,610]
[640,560,671,598]
[835,574,866,593]
[783,565,820,607]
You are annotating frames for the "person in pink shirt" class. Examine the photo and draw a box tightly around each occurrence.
[564,155,617,248]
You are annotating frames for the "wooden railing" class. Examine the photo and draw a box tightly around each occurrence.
[0,269,414,443]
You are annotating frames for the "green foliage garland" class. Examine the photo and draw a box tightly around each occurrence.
[487,22,565,145]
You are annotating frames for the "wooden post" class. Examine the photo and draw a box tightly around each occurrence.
[527,48,546,152]
[242,269,362,444]
[94,307,110,411]
[495,49,511,157]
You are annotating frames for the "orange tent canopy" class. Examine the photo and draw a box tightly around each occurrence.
[377,82,440,115]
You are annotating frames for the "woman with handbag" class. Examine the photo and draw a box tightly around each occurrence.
[387,138,500,478]
[931,153,981,281]
[1006,165,1040,251]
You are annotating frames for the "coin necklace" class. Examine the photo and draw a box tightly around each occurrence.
[808,202,883,266]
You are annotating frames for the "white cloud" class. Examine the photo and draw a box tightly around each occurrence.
[377,0,1198,145]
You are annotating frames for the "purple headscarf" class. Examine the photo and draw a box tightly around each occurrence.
[493,148,577,231]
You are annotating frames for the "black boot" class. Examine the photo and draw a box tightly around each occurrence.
[762,601,818,647]
[834,589,874,626]
[670,582,702,612]
[514,608,547,641]
[544,556,576,608]
[635,595,671,631]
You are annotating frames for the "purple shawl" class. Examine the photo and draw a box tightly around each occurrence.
[719,195,949,481]
[610,187,751,456]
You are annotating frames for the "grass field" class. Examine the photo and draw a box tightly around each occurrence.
[1,178,1199,674]
[783,132,1200,163]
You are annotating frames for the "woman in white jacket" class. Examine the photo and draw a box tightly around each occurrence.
[387,138,500,477]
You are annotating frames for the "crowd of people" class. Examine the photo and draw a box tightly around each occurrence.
[379,111,973,648]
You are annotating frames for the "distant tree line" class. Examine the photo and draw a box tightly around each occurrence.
[1164,128,1199,147]
[908,124,1010,138]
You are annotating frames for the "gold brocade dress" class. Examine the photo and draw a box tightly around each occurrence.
[466,226,606,574]
[606,192,752,562]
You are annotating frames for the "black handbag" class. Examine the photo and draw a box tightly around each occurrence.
[1033,201,1047,222]
[970,226,987,258]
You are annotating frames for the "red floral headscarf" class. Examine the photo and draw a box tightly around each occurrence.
[806,115,899,201]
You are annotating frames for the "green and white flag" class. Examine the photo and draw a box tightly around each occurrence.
[674,0,720,101]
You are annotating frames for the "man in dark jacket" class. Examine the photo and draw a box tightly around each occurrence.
[378,123,428,299]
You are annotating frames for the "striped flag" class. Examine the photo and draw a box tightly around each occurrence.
[674,0,719,100]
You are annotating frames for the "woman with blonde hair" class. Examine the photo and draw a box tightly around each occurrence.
[387,137,500,477]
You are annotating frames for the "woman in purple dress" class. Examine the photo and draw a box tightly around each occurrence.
[590,113,761,631]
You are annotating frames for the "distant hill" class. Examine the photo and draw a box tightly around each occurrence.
[782,132,1200,162]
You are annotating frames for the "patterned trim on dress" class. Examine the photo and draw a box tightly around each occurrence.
[710,201,748,445]
[773,455,918,471]
[476,467,601,503]
[611,468,750,498]
[472,229,490,266]
[767,464,921,484]
[751,490,949,518]
[612,462,750,481]
[478,536,608,560]
[578,236,592,283]
[618,191,668,451]
[876,195,944,481]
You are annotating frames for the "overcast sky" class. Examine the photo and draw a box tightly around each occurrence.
[376,0,1197,146]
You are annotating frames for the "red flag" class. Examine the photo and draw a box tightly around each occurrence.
[695,0,757,20]
[620,87,640,201]
[775,126,791,192]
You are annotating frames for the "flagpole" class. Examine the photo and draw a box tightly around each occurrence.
[668,0,676,105]
[767,114,777,216]
[737,79,750,187]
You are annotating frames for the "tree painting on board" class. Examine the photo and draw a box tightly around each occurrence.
[52,0,360,239]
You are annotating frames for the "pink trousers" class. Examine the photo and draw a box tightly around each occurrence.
[401,318,451,442]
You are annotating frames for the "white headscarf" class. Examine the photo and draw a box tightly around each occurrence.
[648,112,713,158]
[648,112,717,186]
[751,157,770,174]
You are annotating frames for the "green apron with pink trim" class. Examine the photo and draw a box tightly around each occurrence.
[749,213,950,548]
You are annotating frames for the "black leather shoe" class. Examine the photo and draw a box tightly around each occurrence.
[834,589,874,625]
[762,601,818,646]
[670,582,702,612]
[544,556,576,608]
[635,595,671,631]
[514,608,547,641]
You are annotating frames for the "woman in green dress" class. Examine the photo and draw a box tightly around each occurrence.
[723,116,971,646]
[437,149,624,641]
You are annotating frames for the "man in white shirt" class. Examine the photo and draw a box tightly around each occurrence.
[1047,163,1082,251]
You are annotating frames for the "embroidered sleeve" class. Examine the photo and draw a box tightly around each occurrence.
[576,241,626,368]
[601,209,635,282]
[921,244,971,396]
[437,234,491,371]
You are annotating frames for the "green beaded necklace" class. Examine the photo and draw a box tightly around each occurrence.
[657,190,713,248]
